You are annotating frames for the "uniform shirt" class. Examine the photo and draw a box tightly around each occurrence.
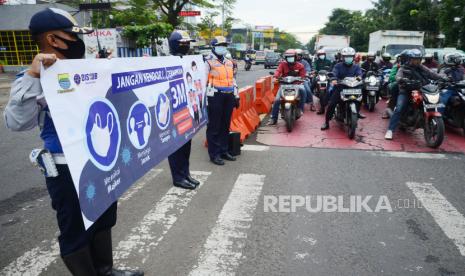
[205,53,236,94]
[274,61,306,79]
[331,62,363,80]
[4,71,63,153]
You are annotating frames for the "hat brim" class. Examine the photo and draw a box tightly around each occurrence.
[214,42,228,46]
[179,38,196,43]
[64,26,94,34]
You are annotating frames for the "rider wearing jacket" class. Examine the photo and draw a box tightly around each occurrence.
[439,53,465,115]
[268,49,306,125]
[321,47,364,130]
[382,51,409,119]
[313,49,333,72]
[378,53,393,69]
[296,49,314,108]
[361,52,380,75]
[384,49,444,140]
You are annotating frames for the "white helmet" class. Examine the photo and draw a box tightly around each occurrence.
[340,47,356,57]
[367,52,376,58]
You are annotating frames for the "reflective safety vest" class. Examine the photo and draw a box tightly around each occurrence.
[207,58,234,91]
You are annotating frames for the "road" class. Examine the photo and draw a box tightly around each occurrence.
[1,64,465,275]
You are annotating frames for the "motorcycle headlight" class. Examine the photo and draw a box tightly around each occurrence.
[283,89,298,97]
[319,76,327,81]
[424,93,440,104]
[284,96,296,101]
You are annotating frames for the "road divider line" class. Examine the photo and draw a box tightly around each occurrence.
[241,144,270,151]
[406,182,465,256]
[0,168,164,276]
[189,174,265,276]
[114,171,212,266]
[372,151,448,160]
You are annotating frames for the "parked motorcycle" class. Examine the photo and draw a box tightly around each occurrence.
[443,80,465,135]
[399,79,445,148]
[277,76,304,132]
[334,77,364,139]
[363,70,381,112]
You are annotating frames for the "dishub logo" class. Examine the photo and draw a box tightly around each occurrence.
[57,73,74,93]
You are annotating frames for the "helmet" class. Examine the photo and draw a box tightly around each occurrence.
[316,49,326,56]
[444,52,462,66]
[399,49,410,65]
[341,47,356,57]
[168,30,195,55]
[210,36,228,46]
[283,49,297,64]
[407,49,423,59]
[295,49,303,56]
[381,53,391,61]
[367,52,376,59]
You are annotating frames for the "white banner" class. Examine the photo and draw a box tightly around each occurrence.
[40,56,208,229]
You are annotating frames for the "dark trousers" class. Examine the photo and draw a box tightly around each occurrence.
[325,86,360,123]
[207,92,235,160]
[45,165,117,257]
[388,82,399,110]
[168,140,191,182]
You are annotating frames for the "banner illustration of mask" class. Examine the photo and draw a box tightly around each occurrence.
[127,101,151,149]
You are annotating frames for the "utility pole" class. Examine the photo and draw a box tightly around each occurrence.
[221,1,225,36]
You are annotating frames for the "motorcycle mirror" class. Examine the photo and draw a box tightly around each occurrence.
[269,71,274,75]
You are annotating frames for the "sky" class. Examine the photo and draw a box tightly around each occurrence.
[229,0,374,43]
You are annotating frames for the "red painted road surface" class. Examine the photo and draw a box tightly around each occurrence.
[257,100,465,154]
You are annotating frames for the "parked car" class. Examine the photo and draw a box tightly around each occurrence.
[264,52,281,69]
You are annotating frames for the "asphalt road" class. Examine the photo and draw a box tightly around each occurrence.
[1,65,465,275]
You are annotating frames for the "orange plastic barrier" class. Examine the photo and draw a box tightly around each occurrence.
[254,78,272,114]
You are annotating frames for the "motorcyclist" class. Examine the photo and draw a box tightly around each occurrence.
[382,51,409,119]
[378,53,393,69]
[439,52,465,115]
[361,52,380,75]
[268,49,306,125]
[385,49,445,140]
[296,49,314,110]
[312,49,333,114]
[330,51,342,70]
[321,47,364,130]
[422,53,438,70]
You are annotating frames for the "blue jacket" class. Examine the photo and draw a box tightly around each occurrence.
[440,66,465,83]
[332,62,362,80]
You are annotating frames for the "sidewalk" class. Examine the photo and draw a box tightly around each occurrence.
[0,73,16,110]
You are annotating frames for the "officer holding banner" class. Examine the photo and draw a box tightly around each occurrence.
[3,8,143,276]
[167,30,200,190]
[205,36,240,165]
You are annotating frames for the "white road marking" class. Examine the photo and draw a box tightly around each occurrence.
[114,171,212,266]
[407,182,465,256]
[189,174,265,276]
[0,168,164,276]
[241,144,270,152]
[372,151,447,160]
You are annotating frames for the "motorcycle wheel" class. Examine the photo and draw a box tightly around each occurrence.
[368,96,376,112]
[285,108,294,132]
[424,116,445,148]
[347,112,358,139]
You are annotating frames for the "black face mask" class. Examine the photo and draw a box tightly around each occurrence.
[53,35,85,59]
[177,44,190,55]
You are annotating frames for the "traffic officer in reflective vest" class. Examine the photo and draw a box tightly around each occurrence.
[205,36,240,165]
[167,30,200,190]
[3,8,143,276]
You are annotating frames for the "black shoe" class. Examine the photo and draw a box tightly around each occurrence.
[173,179,196,190]
[317,109,324,115]
[221,153,236,161]
[211,157,225,166]
[186,175,200,186]
[62,246,97,276]
[321,122,330,130]
[358,113,366,119]
[267,119,277,125]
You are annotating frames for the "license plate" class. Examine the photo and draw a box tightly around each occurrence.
[424,103,444,109]
[366,86,378,91]
[342,89,362,95]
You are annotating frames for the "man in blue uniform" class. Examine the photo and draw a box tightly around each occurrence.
[3,8,143,276]
[167,30,200,190]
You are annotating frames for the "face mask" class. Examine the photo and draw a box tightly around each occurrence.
[53,35,85,59]
[286,57,295,63]
[90,113,113,157]
[319,55,325,60]
[344,57,354,65]
[214,46,227,56]
[177,44,190,55]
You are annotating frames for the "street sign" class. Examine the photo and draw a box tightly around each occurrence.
[255,25,273,31]
[179,11,201,17]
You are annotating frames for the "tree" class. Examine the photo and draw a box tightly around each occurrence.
[197,11,219,41]
[232,33,245,43]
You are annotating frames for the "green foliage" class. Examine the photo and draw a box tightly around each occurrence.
[122,23,173,48]
[232,33,245,43]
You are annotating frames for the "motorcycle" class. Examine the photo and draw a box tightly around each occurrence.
[380,68,392,99]
[277,76,303,132]
[334,77,364,139]
[244,58,252,71]
[443,80,465,135]
[398,79,445,148]
[313,69,330,112]
[363,70,381,112]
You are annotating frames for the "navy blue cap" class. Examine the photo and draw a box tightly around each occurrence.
[29,8,94,35]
